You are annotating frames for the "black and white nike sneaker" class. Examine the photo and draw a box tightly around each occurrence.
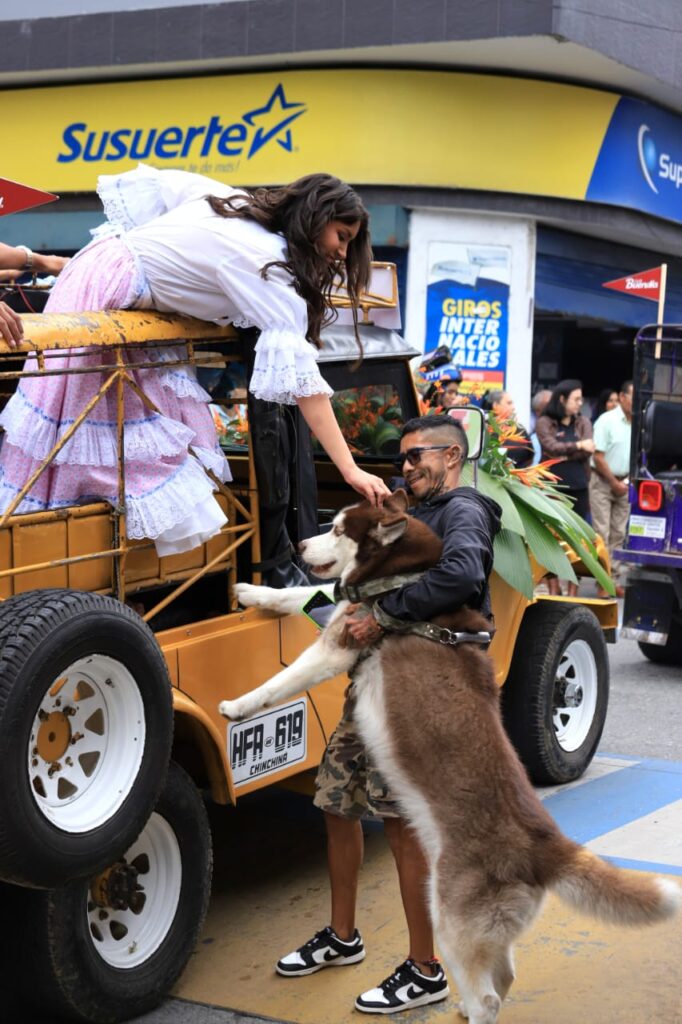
[355,958,449,1014]
[276,926,366,977]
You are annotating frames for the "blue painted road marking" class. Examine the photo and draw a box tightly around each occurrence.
[542,755,682,874]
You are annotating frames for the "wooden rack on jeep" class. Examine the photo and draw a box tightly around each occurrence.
[0,311,255,622]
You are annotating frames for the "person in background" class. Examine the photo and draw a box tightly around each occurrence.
[0,242,69,279]
[536,379,594,596]
[424,366,467,411]
[529,388,552,464]
[590,381,633,598]
[482,389,533,468]
[592,387,619,423]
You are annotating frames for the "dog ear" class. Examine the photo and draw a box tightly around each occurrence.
[383,488,409,514]
[375,502,409,546]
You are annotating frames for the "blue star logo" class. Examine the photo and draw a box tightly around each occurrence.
[242,84,307,159]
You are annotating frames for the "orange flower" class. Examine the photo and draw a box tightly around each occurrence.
[510,459,562,489]
[498,422,530,445]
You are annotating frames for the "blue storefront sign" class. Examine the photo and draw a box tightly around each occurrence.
[587,97,682,226]
[425,243,510,394]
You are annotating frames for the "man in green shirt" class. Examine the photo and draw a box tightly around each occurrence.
[590,381,633,597]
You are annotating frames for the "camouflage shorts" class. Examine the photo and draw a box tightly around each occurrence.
[313,685,399,820]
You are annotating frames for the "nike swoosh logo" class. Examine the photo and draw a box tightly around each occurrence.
[324,948,340,961]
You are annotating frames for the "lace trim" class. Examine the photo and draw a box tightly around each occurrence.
[250,368,333,405]
[0,457,227,544]
[129,346,213,402]
[156,367,213,403]
[251,327,330,404]
[231,315,258,330]
[96,164,166,234]
[191,444,233,483]
[125,457,221,540]
[0,388,196,467]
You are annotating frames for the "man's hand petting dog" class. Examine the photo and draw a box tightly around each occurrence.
[343,603,384,647]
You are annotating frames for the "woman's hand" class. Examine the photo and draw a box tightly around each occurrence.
[577,438,595,454]
[0,302,23,349]
[343,464,391,506]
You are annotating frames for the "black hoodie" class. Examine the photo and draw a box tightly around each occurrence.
[378,486,502,623]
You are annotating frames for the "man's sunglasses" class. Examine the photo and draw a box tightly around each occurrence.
[392,445,452,472]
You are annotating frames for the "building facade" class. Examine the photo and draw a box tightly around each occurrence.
[3,0,682,417]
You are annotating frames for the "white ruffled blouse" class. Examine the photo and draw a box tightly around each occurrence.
[96,163,332,405]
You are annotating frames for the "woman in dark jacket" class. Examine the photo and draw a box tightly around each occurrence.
[536,379,595,595]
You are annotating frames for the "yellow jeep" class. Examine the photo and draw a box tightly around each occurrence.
[0,286,617,1022]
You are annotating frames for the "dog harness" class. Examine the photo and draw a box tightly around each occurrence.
[334,574,492,648]
[373,602,492,648]
[333,572,425,604]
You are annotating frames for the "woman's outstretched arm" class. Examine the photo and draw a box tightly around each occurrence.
[296,392,390,506]
[0,242,68,276]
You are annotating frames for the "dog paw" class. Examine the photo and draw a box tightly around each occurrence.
[233,582,267,608]
[218,698,250,721]
[457,1003,470,1020]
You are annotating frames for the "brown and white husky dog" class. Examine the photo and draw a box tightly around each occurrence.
[219,490,679,1024]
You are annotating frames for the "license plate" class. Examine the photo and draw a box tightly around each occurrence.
[229,698,307,787]
[629,514,666,539]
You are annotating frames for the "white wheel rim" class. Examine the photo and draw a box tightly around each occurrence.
[27,655,146,833]
[552,639,598,753]
[87,812,182,969]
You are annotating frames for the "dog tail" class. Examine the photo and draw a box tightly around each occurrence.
[551,844,680,926]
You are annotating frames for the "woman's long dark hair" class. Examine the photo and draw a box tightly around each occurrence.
[207,173,372,348]
[593,386,617,421]
[544,378,583,422]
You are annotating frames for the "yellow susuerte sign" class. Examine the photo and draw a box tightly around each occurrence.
[2,69,618,197]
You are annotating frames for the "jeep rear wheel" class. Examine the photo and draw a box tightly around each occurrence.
[502,603,609,784]
[4,761,212,1023]
[0,590,173,887]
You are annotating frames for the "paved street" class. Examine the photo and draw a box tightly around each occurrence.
[20,630,682,1024]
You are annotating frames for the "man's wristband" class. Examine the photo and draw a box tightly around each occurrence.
[16,245,34,271]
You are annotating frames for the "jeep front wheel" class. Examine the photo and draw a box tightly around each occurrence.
[502,603,609,784]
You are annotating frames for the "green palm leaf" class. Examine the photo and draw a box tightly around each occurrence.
[514,502,578,583]
[493,528,534,599]
[477,473,525,535]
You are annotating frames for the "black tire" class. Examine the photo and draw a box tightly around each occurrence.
[638,624,682,667]
[0,589,173,887]
[4,761,212,1024]
[502,603,609,784]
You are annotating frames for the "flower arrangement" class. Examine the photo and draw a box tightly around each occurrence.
[460,414,615,598]
[326,386,403,456]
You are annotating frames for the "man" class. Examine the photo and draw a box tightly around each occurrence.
[276,414,502,1015]
[590,381,633,598]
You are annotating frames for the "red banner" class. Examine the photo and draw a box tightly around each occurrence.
[602,266,662,303]
[0,178,58,217]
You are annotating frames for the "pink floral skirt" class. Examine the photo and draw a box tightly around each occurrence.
[0,237,231,554]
